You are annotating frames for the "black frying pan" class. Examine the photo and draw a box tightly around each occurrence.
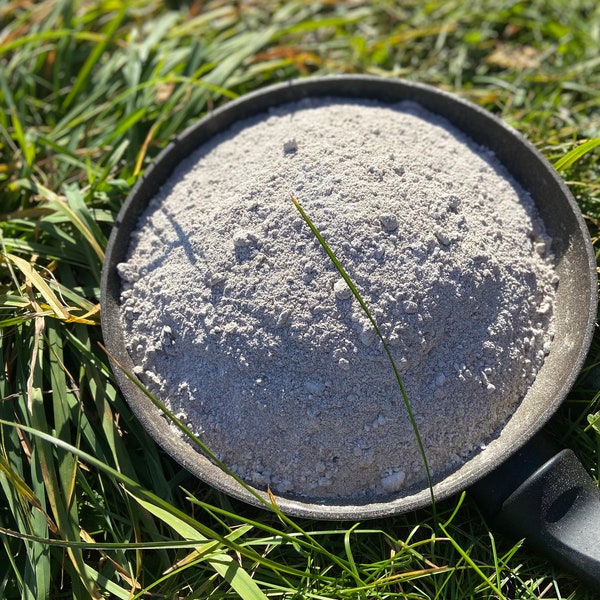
[100,76,599,587]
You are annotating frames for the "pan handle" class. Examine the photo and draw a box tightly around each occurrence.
[469,434,600,590]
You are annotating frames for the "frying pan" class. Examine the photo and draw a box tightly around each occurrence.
[100,75,599,587]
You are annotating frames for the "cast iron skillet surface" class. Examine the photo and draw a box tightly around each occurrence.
[101,76,596,521]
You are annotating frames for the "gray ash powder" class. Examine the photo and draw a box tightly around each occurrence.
[118,98,557,501]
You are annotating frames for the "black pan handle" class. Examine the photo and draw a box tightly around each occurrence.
[469,434,600,590]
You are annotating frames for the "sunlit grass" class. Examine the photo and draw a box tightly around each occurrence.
[1,0,599,598]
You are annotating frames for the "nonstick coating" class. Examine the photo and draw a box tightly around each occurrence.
[101,75,597,519]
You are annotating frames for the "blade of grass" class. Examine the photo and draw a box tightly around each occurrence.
[0,524,262,552]
[0,418,278,595]
[163,524,254,575]
[129,494,270,600]
[4,253,70,320]
[438,521,507,599]
[81,564,132,600]
[6,179,106,264]
[45,188,106,264]
[0,455,56,532]
[187,494,364,581]
[0,30,105,58]
[0,77,35,171]
[22,329,51,600]
[290,195,436,515]
[28,326,99,598]
[342,522,362,583]
[554,138,600,172]
[62,5,127,110]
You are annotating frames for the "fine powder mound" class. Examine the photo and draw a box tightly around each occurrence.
[118,98,557,501]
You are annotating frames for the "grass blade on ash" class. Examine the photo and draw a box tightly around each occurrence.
[290,194,436,513]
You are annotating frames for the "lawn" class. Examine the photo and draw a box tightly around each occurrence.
[1,0,600,598]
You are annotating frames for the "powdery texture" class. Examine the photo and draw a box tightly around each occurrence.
[118,98,557,501]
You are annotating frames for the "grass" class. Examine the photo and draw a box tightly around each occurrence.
[1,0,599,598]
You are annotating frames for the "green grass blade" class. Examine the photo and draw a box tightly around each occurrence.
[129,494,270,600]
[554,137,600,171]
[45,190,106,264]
[23,332,51,600]
[290,195,436,513]
[4,253,71,320]
[0,77,35,171]
[82,564,132,600]
[0,419,272,585]
[439,522,506,599]
[342,522,362,585]
[0,30,104,57]
[62,5,127,110]
[3,413,269,599]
